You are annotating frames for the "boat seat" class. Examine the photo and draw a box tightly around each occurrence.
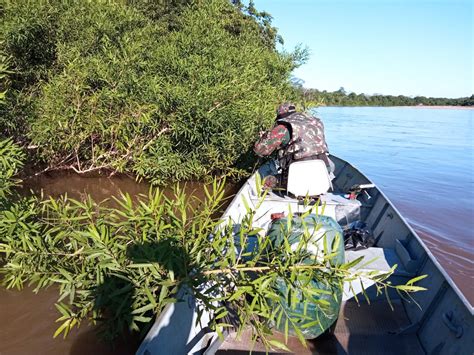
[343,246,416,301]
[287,160,332,197]
[285,161,360,228]
[345,246,415,277]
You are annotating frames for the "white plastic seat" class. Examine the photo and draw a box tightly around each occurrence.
[286,159,332,197]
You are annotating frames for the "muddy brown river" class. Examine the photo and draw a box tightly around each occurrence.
[0,286,140,355]
[1,173,238,355]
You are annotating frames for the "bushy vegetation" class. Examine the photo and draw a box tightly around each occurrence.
[0,138,25,200]
[297,87,474,108]
[0,0,305,184]
[0,43,11,105]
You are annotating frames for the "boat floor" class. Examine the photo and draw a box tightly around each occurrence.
[217,299,424,354]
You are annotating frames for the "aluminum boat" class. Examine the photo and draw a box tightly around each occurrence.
[137,155,473,354]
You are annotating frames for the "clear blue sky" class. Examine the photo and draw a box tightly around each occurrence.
[254,0,473,98]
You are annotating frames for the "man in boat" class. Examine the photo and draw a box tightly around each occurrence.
[254,102,334,189]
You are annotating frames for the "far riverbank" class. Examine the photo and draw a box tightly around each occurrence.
[320,105,473,110]
[397,105,474,110]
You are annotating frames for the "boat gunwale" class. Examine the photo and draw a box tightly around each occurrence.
[329,154,474,315]
[222,155,472,314]
[137,156,473,355]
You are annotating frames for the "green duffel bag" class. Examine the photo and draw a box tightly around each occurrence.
[266,214,344,339]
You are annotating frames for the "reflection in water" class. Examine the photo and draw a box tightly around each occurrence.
[19,172,219,207]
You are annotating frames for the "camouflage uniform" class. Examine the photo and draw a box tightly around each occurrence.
[276,112,329,170]
[254,124,291,157]
[254,111,332,189]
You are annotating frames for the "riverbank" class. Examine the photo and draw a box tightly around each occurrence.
[319,105,474,110]
[399,105,474,110]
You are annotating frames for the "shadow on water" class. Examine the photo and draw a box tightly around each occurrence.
[68,239,196,354]
[69,325,140,355]
[127,239,190,280]
[126,240,199,354]
[68,275,141,355]
[93,276,136,341]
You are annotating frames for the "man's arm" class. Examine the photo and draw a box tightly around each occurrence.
[253,124,290,157]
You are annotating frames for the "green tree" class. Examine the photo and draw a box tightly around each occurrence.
[1,0,306,184]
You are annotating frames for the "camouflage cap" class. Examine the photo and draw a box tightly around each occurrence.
[276,102,296,118]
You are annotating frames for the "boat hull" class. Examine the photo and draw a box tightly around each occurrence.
[137,155,474,354]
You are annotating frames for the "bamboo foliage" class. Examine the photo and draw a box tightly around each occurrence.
[0,43,12,105]
[0,138,25,200]
[0,0,306,184]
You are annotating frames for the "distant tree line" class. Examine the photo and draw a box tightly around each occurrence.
[295,87,474,108]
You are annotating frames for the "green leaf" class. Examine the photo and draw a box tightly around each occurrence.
[131,303,156,315]
[301,319,322,329]
[340,256,365,270]
[268,339,290,351]
[396,285,427,292]
[53,320,71,339]
[406,274,428,286]
[292,326,307,348]
[215,310,228,320]
[159,285,168,303]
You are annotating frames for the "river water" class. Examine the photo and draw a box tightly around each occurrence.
[1,106,472,354]
[316,106,474,304]
[1,177,239,355]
